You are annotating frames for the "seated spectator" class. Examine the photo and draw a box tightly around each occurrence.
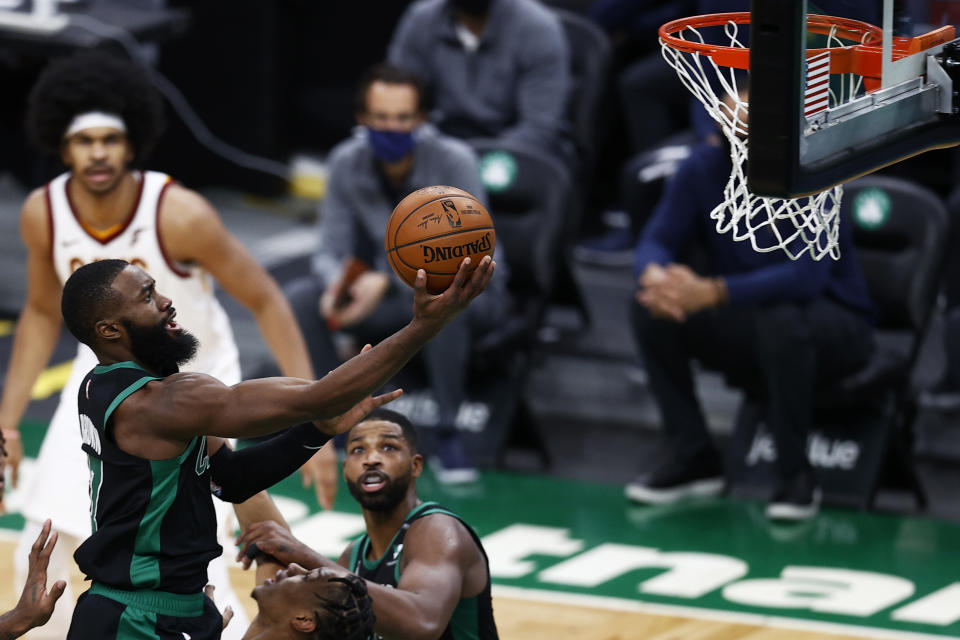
[625,93,876,521]
[286,63,510,483]
[387,0,572,160]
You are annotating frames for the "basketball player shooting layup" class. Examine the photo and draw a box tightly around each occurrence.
[58,255,493,638]
[0,51,331,636]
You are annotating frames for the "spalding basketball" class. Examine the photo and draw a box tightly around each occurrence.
[385,185,496,294]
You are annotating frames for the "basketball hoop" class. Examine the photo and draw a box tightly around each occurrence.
[658,12,928,260]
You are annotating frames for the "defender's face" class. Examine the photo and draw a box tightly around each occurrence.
[344,420,421,512]
[359,81,424,133]
[61,126,134,194]
[251,564,344,619]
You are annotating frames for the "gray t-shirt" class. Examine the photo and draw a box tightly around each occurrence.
[388,0,571,155]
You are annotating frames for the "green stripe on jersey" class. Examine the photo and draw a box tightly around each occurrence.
[130,439,196,588]
[103,375,160,427]
[116,604,159,639]
[93,361,149,374]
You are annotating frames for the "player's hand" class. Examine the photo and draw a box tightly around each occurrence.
[332,272,390,329]
[236,521,321,570]
[299,444,338,510]
[314,386,403,438]
[203,584,234,631]
[10,519,66,635]
[412,255,494,330]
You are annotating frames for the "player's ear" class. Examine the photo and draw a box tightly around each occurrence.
[291,614,317,633]
[411,452,424,479]
[95,318,123,342]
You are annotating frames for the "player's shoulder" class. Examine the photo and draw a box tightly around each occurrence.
[408,509,475,547]
[21,186,48,219]
[159,182,215,216]
[20,187,52,247]
[157,181,221,236]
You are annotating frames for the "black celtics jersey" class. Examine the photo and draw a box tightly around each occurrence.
[73,361,221,594]
[349,501,498,640]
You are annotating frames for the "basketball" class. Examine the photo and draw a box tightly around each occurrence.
[385,185,496,294]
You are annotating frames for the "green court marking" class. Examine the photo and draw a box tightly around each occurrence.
[262,469,960,637]
[4,429,959,637]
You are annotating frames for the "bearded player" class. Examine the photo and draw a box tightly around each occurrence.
[60,255,491,638]
[238,409,499,639]
[0,52,333,637]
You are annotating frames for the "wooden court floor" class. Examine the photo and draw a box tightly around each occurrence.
[0,539,883,640]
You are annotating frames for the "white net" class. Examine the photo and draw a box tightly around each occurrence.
[660,19,862,261]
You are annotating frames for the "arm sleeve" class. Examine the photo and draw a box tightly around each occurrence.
[724,256,832,305]
[208,423,331,504]
[633,155,703,279]
[500,18,571,150]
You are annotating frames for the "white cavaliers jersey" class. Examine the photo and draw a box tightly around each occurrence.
[23,171,250,638]
[47,170,239,380]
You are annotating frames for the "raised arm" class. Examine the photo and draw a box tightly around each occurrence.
[0,190,65,492]
[121,255,492,444]
[360,516,481,640]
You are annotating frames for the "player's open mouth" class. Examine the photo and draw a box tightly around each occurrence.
[85,167,113,183]
[360,471,387,493]
[164,311,181,333]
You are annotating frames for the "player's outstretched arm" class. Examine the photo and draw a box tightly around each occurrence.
[125,258,493,441]
[196,389,401,504]
[0,519,66,639]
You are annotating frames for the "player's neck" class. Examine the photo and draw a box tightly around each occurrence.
[68,170,139,230]
[362,494,421,560]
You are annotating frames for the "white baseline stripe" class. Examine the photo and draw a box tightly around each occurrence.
[492,585,954,640]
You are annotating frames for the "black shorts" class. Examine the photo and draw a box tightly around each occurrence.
[67,584,223,640]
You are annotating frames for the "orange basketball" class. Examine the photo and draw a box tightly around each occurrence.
[385,185,496,294]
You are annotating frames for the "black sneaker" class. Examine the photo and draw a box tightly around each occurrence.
[766,474,822,521]
[625,455,724,505]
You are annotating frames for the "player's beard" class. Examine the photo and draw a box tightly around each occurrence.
[123,318,199,377]
[346,469,412,512]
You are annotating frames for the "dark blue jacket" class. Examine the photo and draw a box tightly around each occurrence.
[634,142,875,318]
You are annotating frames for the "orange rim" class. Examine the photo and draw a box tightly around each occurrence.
[659,12,955,80]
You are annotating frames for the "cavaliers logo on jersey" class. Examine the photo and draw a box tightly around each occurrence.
[69,256,148,274]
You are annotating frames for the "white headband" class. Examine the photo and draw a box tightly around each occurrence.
[64,111,127,138]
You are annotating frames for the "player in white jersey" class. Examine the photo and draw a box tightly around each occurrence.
[0,52,334,638]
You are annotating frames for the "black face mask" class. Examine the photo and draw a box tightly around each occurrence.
[449,0,493,17]
[123,317,198,377]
